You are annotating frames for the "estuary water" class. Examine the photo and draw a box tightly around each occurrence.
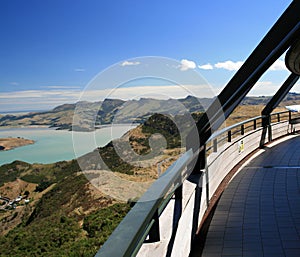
[0,125,136,166]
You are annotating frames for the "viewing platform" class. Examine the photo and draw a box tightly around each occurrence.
[199,135,300,257]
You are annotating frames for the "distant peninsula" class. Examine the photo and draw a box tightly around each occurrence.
[0,137,35,151]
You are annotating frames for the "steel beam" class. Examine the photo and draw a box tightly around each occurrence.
[260,73,299,144]
[262,73,300,116]
[187,1,300,152]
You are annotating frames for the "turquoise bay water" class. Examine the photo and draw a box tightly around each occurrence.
[0,125,135,166]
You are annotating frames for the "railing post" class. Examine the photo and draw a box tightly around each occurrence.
[262,115,272,142]
[267,115,272,142]
[188,145,206,174]
[213,139,217,152]
[277,113,280,122]
[289,110,292,122]
[253,119,257,130]
[228,130,232,142]
[241,124,245,135]
[186,125,204,174]
[147,209,160,243]
[175,184,183,201]
[191,180,202,242]
[174,184,183,224]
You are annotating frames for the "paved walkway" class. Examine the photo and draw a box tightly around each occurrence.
[201,135,300,257]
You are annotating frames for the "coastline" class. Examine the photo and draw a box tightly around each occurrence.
[0,125,50,131]
[0,137,35,151]
[0,124,136,166]
[0,123,139,132]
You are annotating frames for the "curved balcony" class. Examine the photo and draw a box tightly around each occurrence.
[95,110,300,257]
[95,1,300,256]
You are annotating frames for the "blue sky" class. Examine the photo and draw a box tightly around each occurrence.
[0,0,297,111]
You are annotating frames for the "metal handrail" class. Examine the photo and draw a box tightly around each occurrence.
[208,115,263,142]
[95,149,194,257]
[206,110,299,153]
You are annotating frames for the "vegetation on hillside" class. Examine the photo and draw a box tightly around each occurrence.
[129,112,203,155]
[0,160,130,256]
[0,161,32,186]
[21,160,80,187]
[77,143,134,175]
[0,202,130,257]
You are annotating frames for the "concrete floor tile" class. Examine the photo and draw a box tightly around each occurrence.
[200,137,300,257]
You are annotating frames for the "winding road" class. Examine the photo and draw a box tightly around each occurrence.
[0,196,10,210]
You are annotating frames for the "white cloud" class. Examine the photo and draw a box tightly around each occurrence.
[215,60,244,71]
[208,58,286,72]
[0,89,81,111]
[270,59,286,71]
[10,82,19,86]
[41,85,81,89]
[0,90,80,99]
[0,84,218,112]
[74,68,86,72]
[179,59,196,71]
[248,81,282,96]
[256,81,273,86]
[87,84,216,100]
[198,63,213,70]
[2,78,296,112]
[120,61,141,66]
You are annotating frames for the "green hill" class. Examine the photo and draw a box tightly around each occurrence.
[0,111,200,256]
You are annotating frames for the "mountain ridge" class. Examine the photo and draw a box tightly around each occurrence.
[0,93,299,131]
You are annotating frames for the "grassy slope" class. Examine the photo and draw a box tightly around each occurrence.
[0,161,130,256]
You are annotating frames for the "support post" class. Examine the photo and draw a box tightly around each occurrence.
[213,139,217,152]
[147,210,160,243]
[260,74,300,145]
[262,74,299,116]
[228,130,232,142]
